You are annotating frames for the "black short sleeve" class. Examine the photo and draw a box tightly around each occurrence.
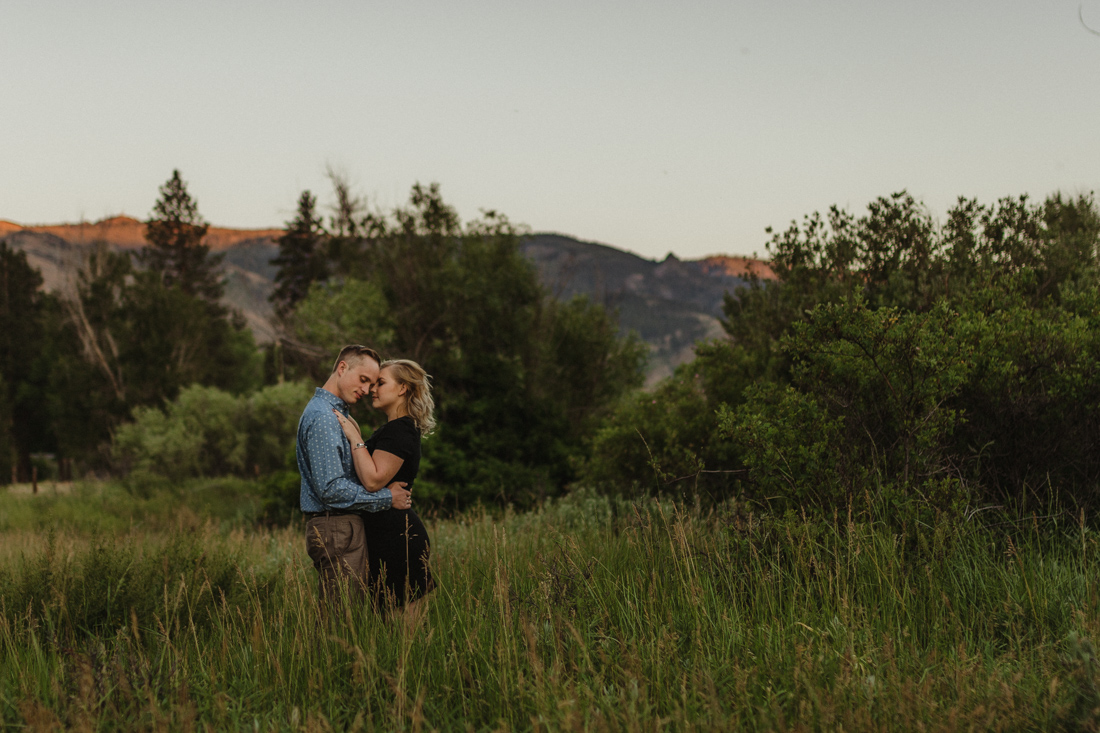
[370,418,419,461]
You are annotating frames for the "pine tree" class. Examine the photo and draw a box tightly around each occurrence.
[142,170,224,301]
[271,190,328,315]
[0,242,46,482]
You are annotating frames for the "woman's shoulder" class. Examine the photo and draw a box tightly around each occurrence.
[374,416,419,438]
[392,416,420,438]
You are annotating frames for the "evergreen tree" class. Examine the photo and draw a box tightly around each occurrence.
[51,241,260,470]
[271,190,328,315]
[142,170,224,301]
[0,243,49,481]
[317,183,646,505]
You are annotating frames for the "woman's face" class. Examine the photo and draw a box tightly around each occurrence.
[371,366,408,413]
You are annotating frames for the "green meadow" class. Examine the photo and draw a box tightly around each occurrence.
[2,482,1098,731]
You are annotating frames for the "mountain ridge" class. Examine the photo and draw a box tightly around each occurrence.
[2,216,772,382]
[0,216,283,250]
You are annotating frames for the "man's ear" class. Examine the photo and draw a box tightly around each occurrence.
[336,361,346,377]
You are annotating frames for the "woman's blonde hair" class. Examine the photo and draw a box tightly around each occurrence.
[381,359,436,436]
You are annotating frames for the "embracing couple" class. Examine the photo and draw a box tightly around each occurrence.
[296,344,435,617]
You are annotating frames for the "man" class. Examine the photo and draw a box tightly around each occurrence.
[297,344,412,603]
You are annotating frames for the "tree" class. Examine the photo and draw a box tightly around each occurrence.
[0,242,51,482]
[270,190,329,316]
[587,189,1100,511]
[284,181,646,506]
[116,271,259,404]
[324,167,368,268]
[50,242,260,469]
[286,278,393,383]
[142,170,224,301]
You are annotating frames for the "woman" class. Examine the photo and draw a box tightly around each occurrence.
[332,359,436,614]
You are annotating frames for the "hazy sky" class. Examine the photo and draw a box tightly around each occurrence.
[3,1,1099,260]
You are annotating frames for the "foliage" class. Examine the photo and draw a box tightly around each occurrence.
[49,243,260,468]
[948,281,1100,508]
[723,298,974,519]
[589,190,1100,520]
[275,181,645,507]
[581,336,759,498]
[0,374,11,484]
[141,169,224,301]
[113,381,314,482]
[585,365,722,496]
[0,242,52,481]
[722,191,1100,374]
[270,189,328,316]
[286,278,394,379]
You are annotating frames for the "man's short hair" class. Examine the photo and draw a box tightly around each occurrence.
[331,344,382,373]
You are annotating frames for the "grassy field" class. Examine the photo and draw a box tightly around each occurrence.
[2,482,1099,731]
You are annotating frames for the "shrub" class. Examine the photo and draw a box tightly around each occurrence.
[582,355,742,499]
[722,297,973,520]
[113,381,313,483]
[244,379,317,474]
[724,285,1100,519]
[950,283,1100,510]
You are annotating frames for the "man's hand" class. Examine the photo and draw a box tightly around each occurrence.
[389,482,412,510]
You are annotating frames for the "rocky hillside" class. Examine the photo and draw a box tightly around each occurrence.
[1,218,772,382]
[0,217,284,342]
[520,234,772,380]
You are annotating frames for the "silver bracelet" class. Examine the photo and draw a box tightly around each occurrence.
[354,442,367,450]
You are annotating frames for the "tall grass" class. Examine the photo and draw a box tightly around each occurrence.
[2,485,1099,730]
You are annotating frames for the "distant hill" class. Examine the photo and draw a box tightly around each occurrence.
[520,234,772,380]
[0,216,282,250]
[0,218,283,341]
[1,218,772,383]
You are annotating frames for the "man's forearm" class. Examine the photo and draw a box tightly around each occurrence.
[317,477,389,510]
[349,487,393,513]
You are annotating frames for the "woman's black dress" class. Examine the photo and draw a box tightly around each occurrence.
[360,416,434,608]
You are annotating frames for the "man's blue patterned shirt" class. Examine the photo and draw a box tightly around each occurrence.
[297,388,392,513]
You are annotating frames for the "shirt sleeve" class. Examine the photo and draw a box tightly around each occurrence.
[371,420,418,460]
[302,412,392,512]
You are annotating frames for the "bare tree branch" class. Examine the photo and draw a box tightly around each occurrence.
[60,270,125,401]
[325,165,366,237]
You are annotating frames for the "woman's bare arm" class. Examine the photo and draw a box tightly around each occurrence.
[333,410,406,491]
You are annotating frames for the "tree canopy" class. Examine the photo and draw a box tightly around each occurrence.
[142,170,224,302]
[586,190,1100,523]
[277,181,646,506]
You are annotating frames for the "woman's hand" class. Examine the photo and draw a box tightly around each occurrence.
[332,409,363,445]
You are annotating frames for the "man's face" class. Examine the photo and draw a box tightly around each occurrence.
[335,358,380,404]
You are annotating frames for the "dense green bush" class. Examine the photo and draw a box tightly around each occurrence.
[581,339,755,498]
[584,365,723,496]
[722,298,973,519]
[950,282,1100,507]
[589,190,1100,521]
[113,381,313,482]
[725,285,1100,519]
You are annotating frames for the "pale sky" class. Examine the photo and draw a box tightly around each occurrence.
[3,1,1099,260]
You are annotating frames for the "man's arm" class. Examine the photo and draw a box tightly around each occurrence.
[302,414,393,510]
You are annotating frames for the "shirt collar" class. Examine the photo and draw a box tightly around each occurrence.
[313,387,349,415]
